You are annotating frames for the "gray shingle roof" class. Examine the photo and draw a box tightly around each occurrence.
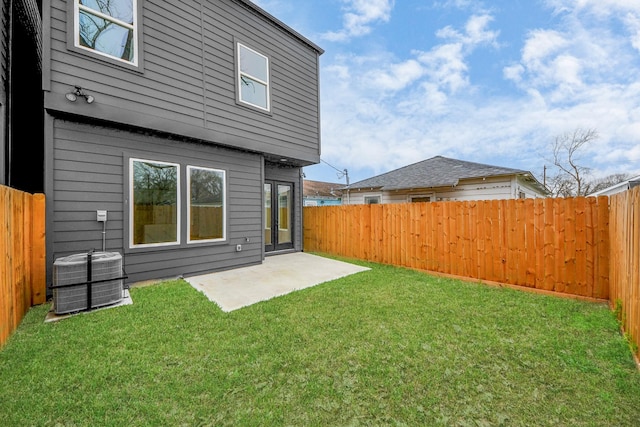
[347,156,532,191]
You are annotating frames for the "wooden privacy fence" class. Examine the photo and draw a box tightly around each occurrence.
[608,186,640,358]
[304,196,610,300]
[1,185,46,348]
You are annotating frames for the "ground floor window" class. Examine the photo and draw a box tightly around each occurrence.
[130,158,180,247]
[129,159,227,248]
[409,194,434,203]
[188,166,226,243]
[365,196,381,205]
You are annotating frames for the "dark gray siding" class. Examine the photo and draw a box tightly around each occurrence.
[0,0,7,183]
[45,0,322,165]
[264,162,303,251]
[51,119,263,284]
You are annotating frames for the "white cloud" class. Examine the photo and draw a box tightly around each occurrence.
[521,30,568,65]
[435,14,499,46]
[416,43,468,93]
[545,0,640,17]
[623,13,640,52]
[310,2,640,183]
[322,0,395,42]
[364,60,424,92]
[432,0,491,14]
[356,14,498,98]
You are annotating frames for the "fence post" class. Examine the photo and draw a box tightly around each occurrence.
[31,194,46,305]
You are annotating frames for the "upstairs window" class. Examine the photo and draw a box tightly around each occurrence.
[237,43,270,111]
[74,0,138,65]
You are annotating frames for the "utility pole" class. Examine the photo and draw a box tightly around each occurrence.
[321,159,350,204]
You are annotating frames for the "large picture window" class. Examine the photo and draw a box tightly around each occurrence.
[130,159,179,247]
[188,166,226,243]
[237,43,270,111]
[74,0,138,65]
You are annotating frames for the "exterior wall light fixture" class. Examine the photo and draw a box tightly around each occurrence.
[65,86,95,104]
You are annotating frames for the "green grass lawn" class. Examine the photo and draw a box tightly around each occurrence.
[1,259,639,426]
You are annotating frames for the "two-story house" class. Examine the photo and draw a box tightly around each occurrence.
[39,0,323,284]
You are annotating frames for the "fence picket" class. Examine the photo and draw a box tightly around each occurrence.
[304,196,611,300]
[1,186,46,348]
[304,190,638,358]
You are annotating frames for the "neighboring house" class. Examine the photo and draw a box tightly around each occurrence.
[303,180,343,206]
[590,174,640,197]
[344,156,549,205]
[33,0,323,284]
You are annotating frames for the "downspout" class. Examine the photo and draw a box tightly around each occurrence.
[299,167,304,252]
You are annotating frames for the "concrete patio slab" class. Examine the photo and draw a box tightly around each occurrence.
[184,252,370,312]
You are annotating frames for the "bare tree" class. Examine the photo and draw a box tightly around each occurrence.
[547,128,598,197]
[585,173,633,195]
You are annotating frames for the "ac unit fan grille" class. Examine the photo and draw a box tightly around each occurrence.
[53,252,124,314]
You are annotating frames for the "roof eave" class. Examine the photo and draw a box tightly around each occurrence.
[235,0,324,54]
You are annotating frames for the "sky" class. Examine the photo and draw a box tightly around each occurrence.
[252,0,640,186]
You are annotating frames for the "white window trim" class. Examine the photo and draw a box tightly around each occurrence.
[129,158,180,249]
[237,42,270,112]
[74,0,139,66]
[187,166,227,244]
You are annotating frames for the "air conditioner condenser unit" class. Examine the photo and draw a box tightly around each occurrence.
[52,251,125,314]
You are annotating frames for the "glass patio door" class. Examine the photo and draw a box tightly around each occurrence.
[264,181,294,252]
